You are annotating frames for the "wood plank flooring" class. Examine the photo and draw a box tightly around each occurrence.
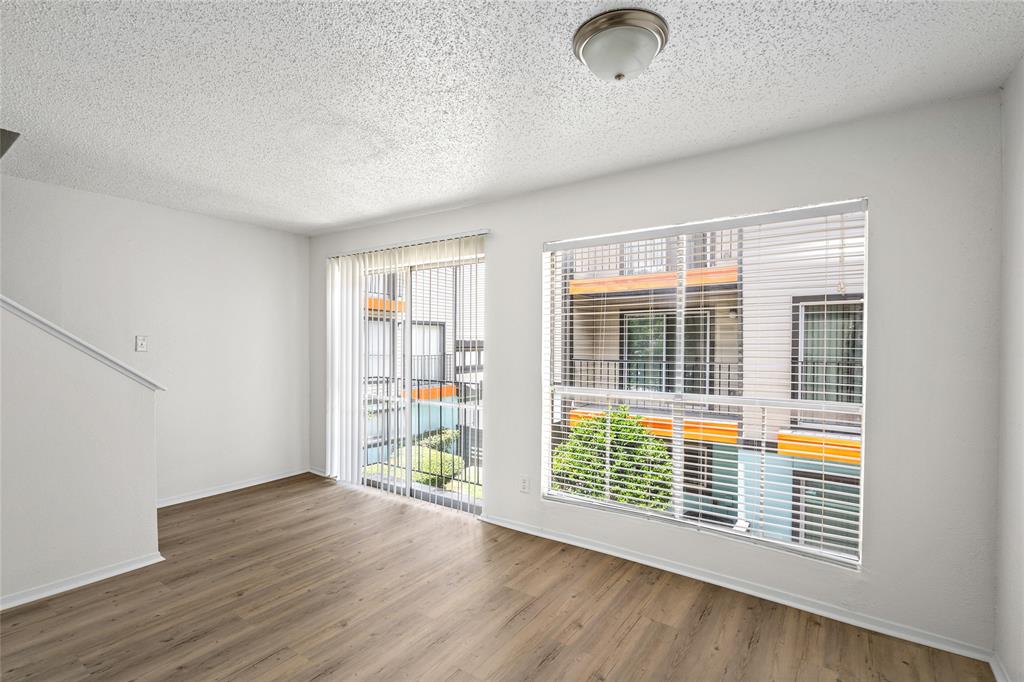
[1,474,993,681]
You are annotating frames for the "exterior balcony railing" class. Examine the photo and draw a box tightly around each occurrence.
[795,360,864,404]
[567,358,742,396]
[565,231,741,291]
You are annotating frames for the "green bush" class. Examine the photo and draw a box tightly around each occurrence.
[366,446,463,488]
[417,428,459,454]
[411,446,462,487]
[551,406,672,510]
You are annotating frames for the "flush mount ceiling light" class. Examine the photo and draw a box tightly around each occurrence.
[572,8,669,82]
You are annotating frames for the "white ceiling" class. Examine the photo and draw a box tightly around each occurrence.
[2,2,1024,234]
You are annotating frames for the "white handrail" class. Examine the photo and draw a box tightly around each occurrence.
[1,295,167,392]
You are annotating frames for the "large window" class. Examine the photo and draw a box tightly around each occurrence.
[543,201,867,564]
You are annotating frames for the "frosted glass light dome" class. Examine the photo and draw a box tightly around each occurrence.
[573,9,669,82]
[580,25,661,81]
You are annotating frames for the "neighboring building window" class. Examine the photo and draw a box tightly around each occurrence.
[684,229,739,270]
[792,471,860,553]
[366,272,398,298]
[685,232,713,270]
[367,319,394,379]
[682,309,711,393]
[409,321,445,382]
[455,339,483,375]
[622,312,672,391]
[793,297,864,404]
[618,310,713,393]
[622,238,668,275]
[682,443,713,494]
[543,200,867,565]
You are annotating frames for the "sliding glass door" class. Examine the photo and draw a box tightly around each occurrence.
[330,235,484,513]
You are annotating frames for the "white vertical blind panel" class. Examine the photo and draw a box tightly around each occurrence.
[542,208,866,565]
[326,253,368,483]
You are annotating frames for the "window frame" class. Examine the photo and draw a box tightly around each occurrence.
[542,199,868,568]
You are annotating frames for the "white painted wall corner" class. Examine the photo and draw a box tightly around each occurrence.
[156,469,312,507]
[989,654,1011,682]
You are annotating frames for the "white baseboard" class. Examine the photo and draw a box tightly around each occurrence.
[157,468,311,508]
[1,552,165,611]
[989,654,1012,682]
[309,465,328,477]
[479,514,993,664]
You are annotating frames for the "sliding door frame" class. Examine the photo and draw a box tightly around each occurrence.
[358,255,485,514]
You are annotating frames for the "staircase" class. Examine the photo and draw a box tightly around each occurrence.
[1,296,165,609]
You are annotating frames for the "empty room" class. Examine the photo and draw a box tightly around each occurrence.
[2,1,1023,680]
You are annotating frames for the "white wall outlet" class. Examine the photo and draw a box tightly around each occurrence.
[519,476,530,494]
[134,335,149,352]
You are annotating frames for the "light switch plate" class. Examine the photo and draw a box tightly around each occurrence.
[135,335,148,352]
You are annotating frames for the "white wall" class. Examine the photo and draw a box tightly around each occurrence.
[1,177,310,503]
[310,94,1003,656]
[997,55,1024,682]
[1,308,160,605]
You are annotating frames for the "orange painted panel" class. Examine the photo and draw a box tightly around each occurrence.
[569,409,672,434]
[566,266,737,295]
[408,384,457,401]
[641,415,673,438]
[568,272,678,295]
[567,410,737,443]
[367,296,404,312]
[562,412,859,462]
[778,431,862,465]
[684,265,738,286]
[566,409,599,429]
[682,419,740,444]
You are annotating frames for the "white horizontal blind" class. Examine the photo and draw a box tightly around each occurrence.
[542,202,866,565]
[329,234,485,513]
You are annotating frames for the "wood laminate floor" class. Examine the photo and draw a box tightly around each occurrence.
[1,474,993,681]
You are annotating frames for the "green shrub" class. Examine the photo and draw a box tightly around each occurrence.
[551,406,671,510]
[411,446,462,487]
[417,428,459,454]
[366,446,463,488]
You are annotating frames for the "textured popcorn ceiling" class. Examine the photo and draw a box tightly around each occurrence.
[2,2,1024,234]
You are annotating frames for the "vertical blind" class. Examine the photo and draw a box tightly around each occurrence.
[327,234,485,513]
[542,201,867,564]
